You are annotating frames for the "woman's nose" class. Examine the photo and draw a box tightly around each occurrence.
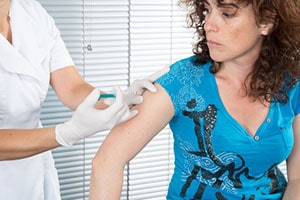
[203,13,217,33]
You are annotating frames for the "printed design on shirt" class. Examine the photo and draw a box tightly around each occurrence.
[179,98,285,199]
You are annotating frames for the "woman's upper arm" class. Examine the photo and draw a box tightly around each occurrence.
[286,114,300,180]
[50,66,94,109]
[96,84,174,166]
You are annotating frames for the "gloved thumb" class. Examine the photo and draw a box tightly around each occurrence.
[127,110,139,120]
[113,86,123,102]
[113,86,139,122]
[147,66,170,82]
[79,89,99,108]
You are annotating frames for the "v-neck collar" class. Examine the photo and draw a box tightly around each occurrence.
[207,67,274,140]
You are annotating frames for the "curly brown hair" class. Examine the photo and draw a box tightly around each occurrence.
[179,0,300,103]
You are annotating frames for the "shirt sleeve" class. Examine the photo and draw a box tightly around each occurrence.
[30,0,75,72]
[49,36,75,72]
[156,61,180,116]
[156,56,197,116]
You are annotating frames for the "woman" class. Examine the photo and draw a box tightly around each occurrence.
[0,0,164,199]
[89,0,300,199]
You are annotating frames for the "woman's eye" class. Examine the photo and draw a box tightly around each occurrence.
[203,9,208,15]
[221,7,236,18]
[203,8,210,16]
[222,12,234,18]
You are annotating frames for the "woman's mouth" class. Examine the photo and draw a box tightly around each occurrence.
[207,40,221,46]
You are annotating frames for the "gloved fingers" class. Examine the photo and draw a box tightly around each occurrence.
[78,88,100,108]
[96,90,117,106]
[56,87,135,147]
[135,80,157,93]
[125,79,155,95]
[110,100,138,125]
[124,93,143,106]
[124,110,139,121]
[109,86,140,122]
[130,95,143,105]
[116,107,138,124]
[146,66,170,82]
[125,66,170,95]
[105,86,128,112]
[103,97,115,105]
[112,86,124,104]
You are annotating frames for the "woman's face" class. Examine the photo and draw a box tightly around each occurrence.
[203,0,271,65]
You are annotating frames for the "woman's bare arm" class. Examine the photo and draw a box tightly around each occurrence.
[89,84,174,200]
[0,127,59,160]
[283,114,300,199]
[50,66,95,110]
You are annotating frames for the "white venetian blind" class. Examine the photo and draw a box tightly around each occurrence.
[39,1,288,199]
[39,0,192,199]
[127,1,193,199]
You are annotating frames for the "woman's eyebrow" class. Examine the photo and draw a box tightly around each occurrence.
[202,0,237,9]
[203,0,210,6]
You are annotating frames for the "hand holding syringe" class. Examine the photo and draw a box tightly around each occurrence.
[98,66,170,107]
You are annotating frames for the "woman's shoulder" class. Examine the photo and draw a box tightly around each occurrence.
[13,0,50,20]
[14,0,44,11]
[172,55,211,66]
[157,55,212,87]
[170,55,212,74]
[12,0,59,37]
[172,55,198,66]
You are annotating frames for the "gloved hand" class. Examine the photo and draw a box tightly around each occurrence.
[55,86,137,146]
[124,66,170,106]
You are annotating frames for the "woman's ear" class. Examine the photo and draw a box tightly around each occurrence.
[260,22,274,36]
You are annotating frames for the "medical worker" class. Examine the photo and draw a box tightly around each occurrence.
[0,0,167,199]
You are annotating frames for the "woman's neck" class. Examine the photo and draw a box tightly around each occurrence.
[218,62,253,82]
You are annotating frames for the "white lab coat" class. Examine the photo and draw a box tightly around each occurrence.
[0,0,74,199]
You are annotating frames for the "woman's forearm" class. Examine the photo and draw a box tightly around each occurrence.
[89,151,124,200]
[0,127,60,160]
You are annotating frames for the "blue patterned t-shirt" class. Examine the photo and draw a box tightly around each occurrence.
[156,56,300,200]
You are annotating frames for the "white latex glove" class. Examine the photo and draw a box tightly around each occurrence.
[55,86,137,146]
[124,66,170,106]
